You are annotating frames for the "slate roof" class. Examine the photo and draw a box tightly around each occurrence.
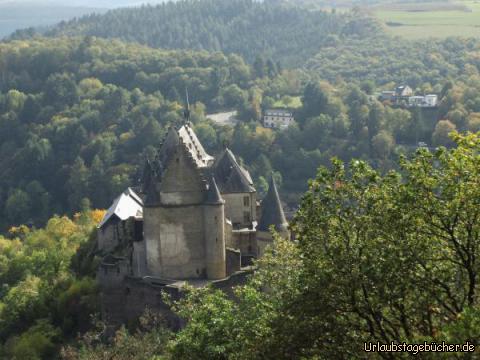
[98,188,143,228]
[257,176,288,232]
[213,148,255,193]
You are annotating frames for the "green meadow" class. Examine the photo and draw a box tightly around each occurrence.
[273,96,303,109]
[374,0,480,38]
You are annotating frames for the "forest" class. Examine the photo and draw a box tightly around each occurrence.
[2,0,480,358]
[11,0,379,66]
[2,35,480,230]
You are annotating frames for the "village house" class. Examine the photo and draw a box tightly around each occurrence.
[396,85,413,98]
[408,94,438,108]
[263,109,295,129]
[379,85,438,108]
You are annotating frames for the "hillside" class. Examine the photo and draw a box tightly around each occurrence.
[304,36,480,86]
[0,3,105,39]
[3,34,480,233]
[0,37,269,230]
[28,0,380,66]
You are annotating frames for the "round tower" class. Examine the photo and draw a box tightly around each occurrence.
[204,177,226,280]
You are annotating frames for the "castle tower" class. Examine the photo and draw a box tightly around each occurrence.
[143,125,209,279]
[256,175,289,257]
[203,177,226,280]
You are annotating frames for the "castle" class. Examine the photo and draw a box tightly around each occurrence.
[96,122,289,328]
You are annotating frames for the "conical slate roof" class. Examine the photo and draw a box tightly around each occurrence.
[206,177,224,204]
[257,176,288,232]
[214,148,255,193]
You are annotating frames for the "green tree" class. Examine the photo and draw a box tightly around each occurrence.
[289,132,480,356]
[432,119,456,147]
[371,129,394,159]
[44,73,79,109]
[301,81,329,120]
[5,189,31,225]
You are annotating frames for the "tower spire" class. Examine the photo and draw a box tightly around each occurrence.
[257,174,288,232]
[183,87,190,124]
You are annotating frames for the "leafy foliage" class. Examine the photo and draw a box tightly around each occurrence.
[0,211,102,359]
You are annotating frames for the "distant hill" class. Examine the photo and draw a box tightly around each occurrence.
[24,0,380,66]
[0,0,169,8]
[0,0,175,39]
[0,3,107,38]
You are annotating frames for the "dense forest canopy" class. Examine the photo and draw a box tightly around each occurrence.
[0,210,103,359]
[2,34,480,232]
[11,0,380,66]
[305,36,480,86]
[0,37,268,230]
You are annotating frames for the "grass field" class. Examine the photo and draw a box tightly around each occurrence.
[373,0,480,39]
[273,96,302,109]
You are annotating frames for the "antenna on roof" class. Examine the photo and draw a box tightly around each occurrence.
[183,87,191,124]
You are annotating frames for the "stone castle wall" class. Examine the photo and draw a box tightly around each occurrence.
[222,193,256,227]
[144,205,207,279]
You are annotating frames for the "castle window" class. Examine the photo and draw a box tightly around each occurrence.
[243,196,250,207]
[243,211,250,223]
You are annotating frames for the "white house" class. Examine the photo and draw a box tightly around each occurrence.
[424,94,438,107]
[263,109,295,130]
[396,85,413,97]
[408,96,425,107]
[408,94,438,108]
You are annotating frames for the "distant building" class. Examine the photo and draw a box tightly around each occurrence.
[263,109,295,129]
[424,94,438,107]
[379,85,438,108]
[408,94,438,108]
[396,85,413,98]
[408,96,425,107]
[380,91,396,102]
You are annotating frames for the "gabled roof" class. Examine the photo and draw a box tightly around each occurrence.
[257,176,288,232]
[178,124,214,168]
[396,85,411,96]
[98,188,143,228]
[214,148,255,193]
[156,124,214,170]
